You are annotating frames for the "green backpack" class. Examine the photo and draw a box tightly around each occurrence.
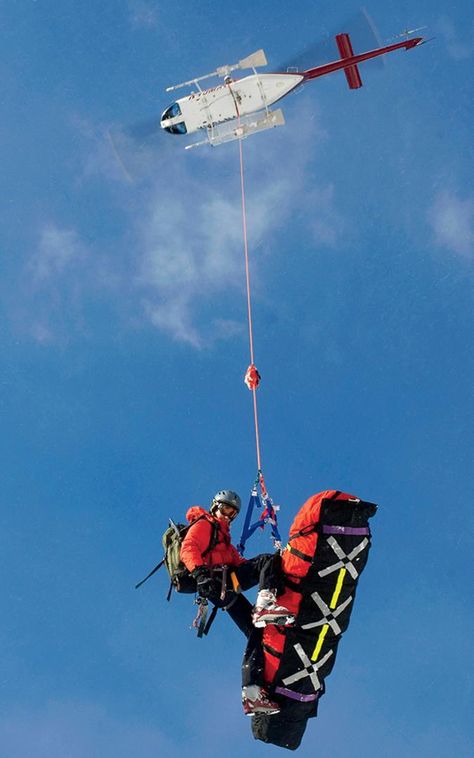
[136,516,219,598]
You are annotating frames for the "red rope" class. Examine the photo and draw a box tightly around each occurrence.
[239,137,255,366]
[238,136,262,473]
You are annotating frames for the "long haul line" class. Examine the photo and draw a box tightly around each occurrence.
[157,29,427,549]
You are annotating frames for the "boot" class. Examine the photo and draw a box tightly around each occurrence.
[242,685,280,716]
[252,588,295,628]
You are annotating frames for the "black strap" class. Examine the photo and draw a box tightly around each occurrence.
[202,604,219,636]
[166,580,173,602]
[202,520,220,558]
[283,576,303,593]
[135,557,166,589]
[287,545,313,563]
[263,643,283,659]
[223,593,239,611]
[288,524,320,542]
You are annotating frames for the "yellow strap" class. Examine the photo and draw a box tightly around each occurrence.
[311,568,346,662]
[311,624,329,661]
[330,568,346,609]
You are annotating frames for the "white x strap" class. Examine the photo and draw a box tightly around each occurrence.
[282,643,333,691]
[318,537,369,580]
[301,591,353,635]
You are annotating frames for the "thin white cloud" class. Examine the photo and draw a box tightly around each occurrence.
[144,294,202,347]
[135,105,341,346]
[137,190,244,348]
[31,225,86,282]
[17,222,112,344]
[13,223,91,343]
[54,99,342,348]
[428,190,474,258]
[435,17,474,60]
[128,0,159,30]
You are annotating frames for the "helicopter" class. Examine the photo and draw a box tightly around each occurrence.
[160,30,426,149]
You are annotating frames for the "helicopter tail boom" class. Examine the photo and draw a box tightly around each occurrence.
[302,35,424,85]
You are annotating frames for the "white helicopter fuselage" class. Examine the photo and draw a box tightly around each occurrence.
[161,72,303,135]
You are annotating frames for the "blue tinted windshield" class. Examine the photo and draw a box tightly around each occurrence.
[161,102,187,134]
[167,122,187,134]
[162,102,182,120]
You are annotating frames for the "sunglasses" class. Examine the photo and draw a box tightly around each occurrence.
[219,504,238,519]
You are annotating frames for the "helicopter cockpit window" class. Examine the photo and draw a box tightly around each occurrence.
[162,102,182,121]
[161,102,187,134]
[166,122,187,134]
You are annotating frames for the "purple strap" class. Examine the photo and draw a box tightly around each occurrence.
[274,686,321,702]
[322,525,370,536]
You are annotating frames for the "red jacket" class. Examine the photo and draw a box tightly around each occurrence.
[180,506,246,573]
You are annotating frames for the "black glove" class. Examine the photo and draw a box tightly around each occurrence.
[192,566,214,598]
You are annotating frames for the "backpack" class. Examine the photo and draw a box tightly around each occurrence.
[135,515,220,598]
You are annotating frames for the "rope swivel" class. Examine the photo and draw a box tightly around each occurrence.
[244,364,261,390]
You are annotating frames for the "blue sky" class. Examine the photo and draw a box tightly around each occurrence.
[1,1,473,756]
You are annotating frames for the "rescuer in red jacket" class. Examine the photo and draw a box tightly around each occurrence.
[180,489,294,714]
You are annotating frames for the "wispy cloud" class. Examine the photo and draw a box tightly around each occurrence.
[134,105,341,346]
[435,17,474,60]
[31,225,87,283]
[137,171,283,347]
[128,0,160,30]
[428,189,474,258]
[21,101,341,348]
[17,222,115,344]
[12,223,91,343]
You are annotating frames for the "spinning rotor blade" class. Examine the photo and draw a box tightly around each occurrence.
[280,8,383,73]
[108,116,175,183]
[121,117,162,141]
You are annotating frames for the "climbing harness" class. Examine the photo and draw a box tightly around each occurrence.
[237,472,281,556]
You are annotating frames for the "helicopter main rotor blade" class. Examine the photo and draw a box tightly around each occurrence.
[166,49,268,91]
[389,25,428,41]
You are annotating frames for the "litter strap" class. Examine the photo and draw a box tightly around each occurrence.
[322,525,370,536]
[274,686,321,703]
[286,545,313,563]
[263,643,283,659]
